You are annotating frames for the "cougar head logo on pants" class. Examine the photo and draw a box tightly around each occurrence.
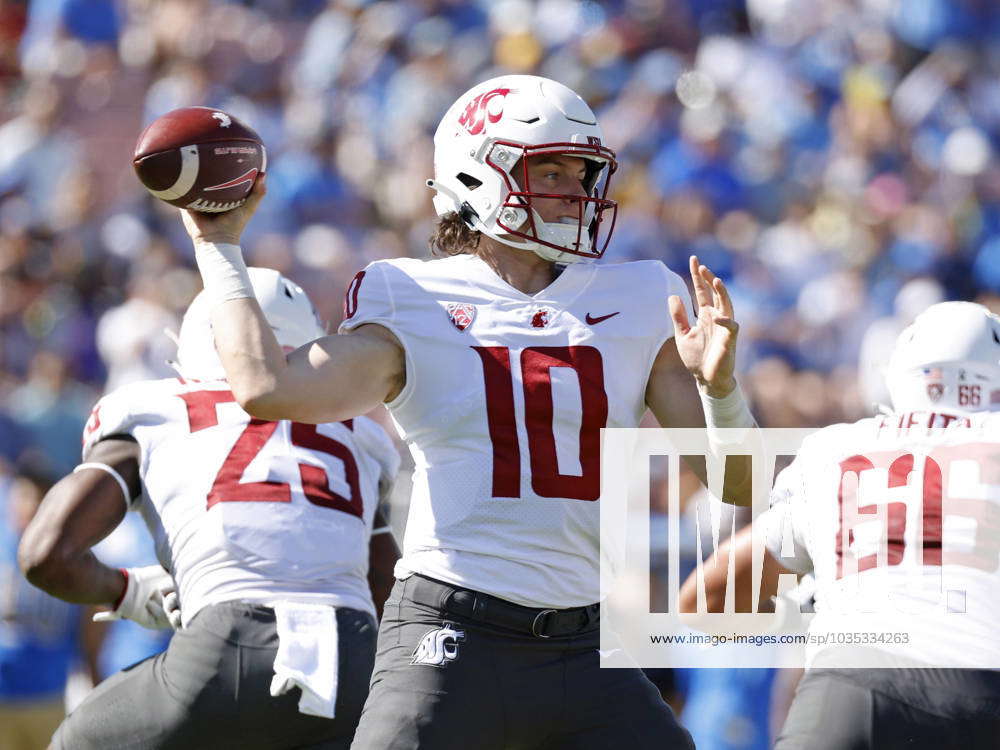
[411,623,466,666]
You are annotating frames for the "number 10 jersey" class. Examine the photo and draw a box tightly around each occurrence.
[340,254,692,608]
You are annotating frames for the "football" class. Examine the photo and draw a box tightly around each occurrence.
[133,106,266,213]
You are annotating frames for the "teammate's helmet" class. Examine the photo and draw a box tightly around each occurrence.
[885,301,1000,414]
[429,75,618,264]
[176,267,324,380]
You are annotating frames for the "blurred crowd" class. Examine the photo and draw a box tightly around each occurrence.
[1,0,999,746]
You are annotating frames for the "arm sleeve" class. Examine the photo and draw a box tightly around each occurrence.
[81,387,144,510]
[647,262,696,358]
[663,264,696,339]
[762,457,814,574]
[337,261,416,410]
[338,262,397,334]
[82,389,137,460]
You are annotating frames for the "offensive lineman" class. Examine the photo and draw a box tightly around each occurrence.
[19,268,401,750]
[680,302,1000,749]
[181,76,755,748]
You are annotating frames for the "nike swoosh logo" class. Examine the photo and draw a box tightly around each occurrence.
[586,311,620,325]
[204,167,259,192]
[597,648,621,659]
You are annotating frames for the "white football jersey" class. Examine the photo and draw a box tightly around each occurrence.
[763,411,1000,668]
[83,377,400,626]
[339,254,692,607]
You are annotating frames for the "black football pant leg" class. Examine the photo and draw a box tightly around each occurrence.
[53,602,376,750]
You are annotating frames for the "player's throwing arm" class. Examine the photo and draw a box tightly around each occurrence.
[178,178,404,425]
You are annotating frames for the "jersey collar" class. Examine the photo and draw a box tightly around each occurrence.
[459,253,595,303]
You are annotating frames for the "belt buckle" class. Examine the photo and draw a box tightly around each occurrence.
[531,609,557,638]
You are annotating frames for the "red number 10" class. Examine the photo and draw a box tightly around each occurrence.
[473,345,607,501]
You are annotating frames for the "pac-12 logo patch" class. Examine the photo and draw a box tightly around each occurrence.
[411,623,466,667]
[445,302,476,331]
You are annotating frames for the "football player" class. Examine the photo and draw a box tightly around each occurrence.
[181,76,755,748]
[680,301,1000,749]
[19,268,401,750]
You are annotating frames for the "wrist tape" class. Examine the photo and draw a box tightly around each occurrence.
[193,242,253,307]
[699,383,755,429]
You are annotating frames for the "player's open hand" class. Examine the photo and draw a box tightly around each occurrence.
[180,173,267,246]
[669,255,738,398]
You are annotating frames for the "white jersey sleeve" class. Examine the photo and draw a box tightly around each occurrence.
[339,262,397,334]
[82,381,170,510]
[655,262,696,346]
[761,456,814,574]
[83,384,142,458]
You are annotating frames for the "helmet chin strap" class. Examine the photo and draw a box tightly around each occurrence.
[479,210,595,263]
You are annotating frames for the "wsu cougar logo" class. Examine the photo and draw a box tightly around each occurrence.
[411,624,466,667]
[458,87,513,135]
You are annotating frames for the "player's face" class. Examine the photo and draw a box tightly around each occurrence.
[515,154,589,228]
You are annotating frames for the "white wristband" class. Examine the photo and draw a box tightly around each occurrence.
[75,462,136,511]
[699,383,755,429]
[193,242,253,307]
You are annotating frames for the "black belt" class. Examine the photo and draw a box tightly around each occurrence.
[407,574,599,639]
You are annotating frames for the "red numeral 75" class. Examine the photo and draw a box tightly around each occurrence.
[178,390,362,519]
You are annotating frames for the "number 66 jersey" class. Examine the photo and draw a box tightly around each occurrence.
[762,411,1000,668]
[340,254,693,608]
[82,377,400,627]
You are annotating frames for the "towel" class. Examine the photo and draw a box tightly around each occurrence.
[269,602,339,718]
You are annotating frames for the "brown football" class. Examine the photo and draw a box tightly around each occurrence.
[133,106,266,213]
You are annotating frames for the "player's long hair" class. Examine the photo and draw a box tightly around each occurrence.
[430,212,480,256]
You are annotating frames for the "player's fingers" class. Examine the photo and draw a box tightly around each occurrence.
[714,317,739,334]
[699,263,718,293]
[668,295,690,336]
[713,277,735,319]
[689,255,711,310]
[245,173,267,210]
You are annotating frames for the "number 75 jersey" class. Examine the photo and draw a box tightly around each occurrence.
[82,378,400,626]
[340,254,692,608]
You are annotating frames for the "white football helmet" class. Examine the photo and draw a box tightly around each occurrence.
[885,301,1000,414]
[428,75,618,264]
[175,267,325,380]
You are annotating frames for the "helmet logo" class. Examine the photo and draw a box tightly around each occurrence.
[445,302,476,331]
[458,87,513,136]
[927,383,944,402]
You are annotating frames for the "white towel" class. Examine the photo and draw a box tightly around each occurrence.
[269,602,339,718]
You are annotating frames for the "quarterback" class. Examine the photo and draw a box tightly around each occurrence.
[681,302,1000,749]
[19,268,400,750]
[183,76,754,748]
